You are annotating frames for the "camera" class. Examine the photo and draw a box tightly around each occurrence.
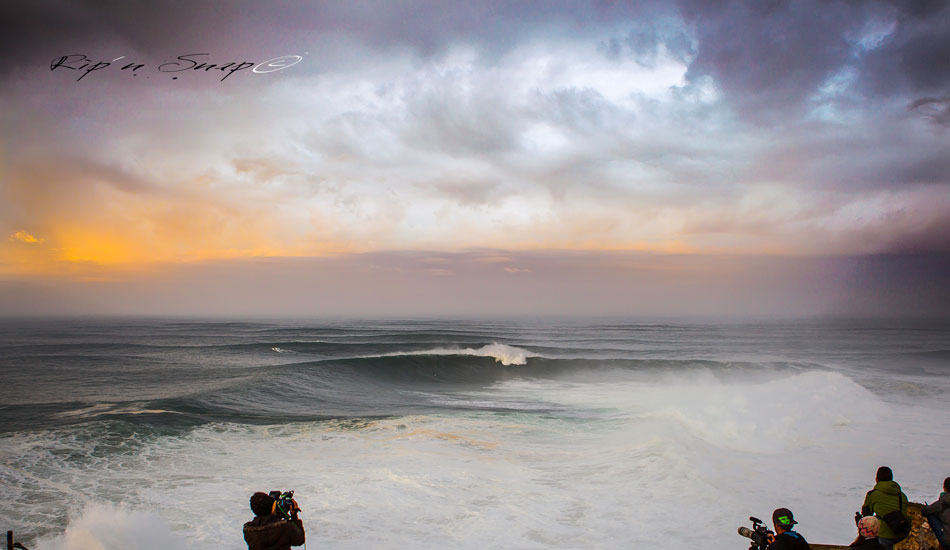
[738,516,774,550]
[268,490,299,519]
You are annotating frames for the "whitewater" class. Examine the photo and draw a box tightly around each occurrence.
[0,318,947,549]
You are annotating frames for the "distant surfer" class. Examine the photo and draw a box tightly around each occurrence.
[243,491,305,550]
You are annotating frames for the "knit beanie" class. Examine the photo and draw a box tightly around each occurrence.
[858,516,880,538]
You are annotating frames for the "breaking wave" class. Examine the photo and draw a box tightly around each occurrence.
[377,343,539,365]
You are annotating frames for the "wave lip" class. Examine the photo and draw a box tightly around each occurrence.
[381,343,539,366]
[54,403,179,419]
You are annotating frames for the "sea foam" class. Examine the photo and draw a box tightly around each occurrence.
[33,504,184,550]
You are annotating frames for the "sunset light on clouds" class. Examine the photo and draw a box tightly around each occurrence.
[1,1,948,316]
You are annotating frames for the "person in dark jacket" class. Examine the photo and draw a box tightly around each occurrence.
[861,466,909,549]
[243,491,305,550]
[768,507,811,550]
[850,515,885,549]
[922,476,950,550]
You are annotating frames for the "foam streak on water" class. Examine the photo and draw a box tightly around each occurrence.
[0,318,948,549]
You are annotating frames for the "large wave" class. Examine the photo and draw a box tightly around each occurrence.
[3,352,831,431]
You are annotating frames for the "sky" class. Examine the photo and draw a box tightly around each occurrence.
[1,0,948,317]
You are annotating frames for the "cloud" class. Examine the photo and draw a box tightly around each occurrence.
[858,0,950,97]
[909,96,950,125]
[679,0,861,120]
[599,20,696,67]
[2,0,950,281]
[469,255,512,263]
[0,1,654,81]
[9,230,42,244]
[673,0,950,126]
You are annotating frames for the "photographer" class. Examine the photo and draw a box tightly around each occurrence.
[768,508,810,550]
[243,491,305,550]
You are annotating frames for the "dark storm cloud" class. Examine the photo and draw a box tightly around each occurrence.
[3,0,947,105]
[860,0,950,97]
[0,1,235,79]
[673,0,950,120]
[679,0,862,119]
[0,0,651,77]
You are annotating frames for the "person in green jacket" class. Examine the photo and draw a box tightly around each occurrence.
[861,466,909,550]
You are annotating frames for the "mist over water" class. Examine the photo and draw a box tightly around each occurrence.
[0,318,948,549]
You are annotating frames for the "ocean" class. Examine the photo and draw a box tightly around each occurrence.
[0,317,948,549]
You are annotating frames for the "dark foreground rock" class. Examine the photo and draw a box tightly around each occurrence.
[811,503,942,550]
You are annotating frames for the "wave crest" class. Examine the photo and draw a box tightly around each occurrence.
[383,343,538,366]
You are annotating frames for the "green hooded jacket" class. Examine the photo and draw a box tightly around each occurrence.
[862,480,909,540]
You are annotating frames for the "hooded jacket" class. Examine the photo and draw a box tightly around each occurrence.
[923,491,950,543]
[862,481,909,540]
[243,514,305,550]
